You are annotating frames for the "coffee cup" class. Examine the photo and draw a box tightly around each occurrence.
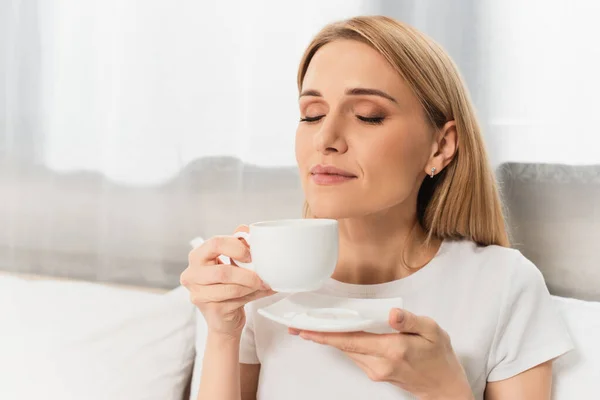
[231,219,338,292]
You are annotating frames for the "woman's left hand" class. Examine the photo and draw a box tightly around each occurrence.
[290,308,474,400]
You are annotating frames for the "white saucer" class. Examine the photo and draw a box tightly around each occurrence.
[257,292,403,333]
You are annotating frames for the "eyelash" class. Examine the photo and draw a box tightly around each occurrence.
[299,115,325,123]
[299,115,385,125]
[357,115,385,125]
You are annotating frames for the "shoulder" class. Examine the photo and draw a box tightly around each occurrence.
[443,239,544,284]
[439,239,549,308]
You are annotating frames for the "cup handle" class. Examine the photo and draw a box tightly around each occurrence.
[231,231,254,271]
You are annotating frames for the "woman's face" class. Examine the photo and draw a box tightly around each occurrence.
[296,39,436,219]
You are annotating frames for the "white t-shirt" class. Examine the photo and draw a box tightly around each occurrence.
[239,239,573,400]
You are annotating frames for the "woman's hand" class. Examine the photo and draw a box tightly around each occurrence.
[290,308,474,400]
[181,225,276,339]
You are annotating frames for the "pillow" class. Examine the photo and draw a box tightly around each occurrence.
[0,274,196,400]
[551,296,600,399]
[188,236,208,400]
[189,309,209,400]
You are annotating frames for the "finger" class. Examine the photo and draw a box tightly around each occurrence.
[344,351,376,375]
[298,331,391,357]
[184,264,268,290]
[344,352,397,383]
[194,283,258,302]
[230,225,250,266]
[344,351,381,364]
[233,225,250,249]
[219,289,277,312]
[189,235,251,265]
[389,308,440,341]
[234,224,250,234]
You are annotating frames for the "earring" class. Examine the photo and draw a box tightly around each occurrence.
[430,167,436,178]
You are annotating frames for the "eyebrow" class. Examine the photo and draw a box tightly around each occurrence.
[299,87,398,104]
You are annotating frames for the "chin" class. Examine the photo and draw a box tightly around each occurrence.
[306,200,363,220]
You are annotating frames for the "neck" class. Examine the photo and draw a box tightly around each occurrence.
[332,205,441,285]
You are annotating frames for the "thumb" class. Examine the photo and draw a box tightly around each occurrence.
[233,224,250,248]
[389,308,410,331]
[389,308,438,340]
[228,225,251,267]
[234,224,250,234]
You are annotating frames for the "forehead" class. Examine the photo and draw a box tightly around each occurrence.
[302,39,405,95]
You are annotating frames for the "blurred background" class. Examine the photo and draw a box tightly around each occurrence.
[1,0,600,288]
[2,1,600,399]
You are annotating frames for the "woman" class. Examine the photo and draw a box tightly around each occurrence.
[180,16,572,400]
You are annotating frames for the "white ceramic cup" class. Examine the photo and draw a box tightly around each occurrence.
[232,219,339,293]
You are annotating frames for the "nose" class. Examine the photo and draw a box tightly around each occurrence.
[313,115,348,155]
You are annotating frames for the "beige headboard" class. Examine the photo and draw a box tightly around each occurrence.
[0,157,304,289]
[3,158,597,301]
[498,162,600,301]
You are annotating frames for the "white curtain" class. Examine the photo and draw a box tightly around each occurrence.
[1,0,599,286]
[483,0,600,166]
[0,0,376,286]
[3,0,374,185]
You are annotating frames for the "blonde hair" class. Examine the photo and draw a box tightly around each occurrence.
[298,16,509,247]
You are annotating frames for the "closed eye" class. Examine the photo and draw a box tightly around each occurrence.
[299,115,325,123]
[357,115,385,125]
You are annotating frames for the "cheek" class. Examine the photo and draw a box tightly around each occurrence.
[294,129,303,161]
[295,127,311,171]
[362,127,429,197]
[371,130,424,171]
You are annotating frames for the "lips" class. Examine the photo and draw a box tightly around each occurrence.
[309,164,357,185]
[309,164,357,177]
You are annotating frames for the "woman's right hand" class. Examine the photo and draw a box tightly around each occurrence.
[180,226,276,338]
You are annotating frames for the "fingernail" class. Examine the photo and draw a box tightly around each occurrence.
[261,281,271,290]
[396,309,405,323]
[288,328,300,335]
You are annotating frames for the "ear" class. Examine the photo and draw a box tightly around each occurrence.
[425,120,457,176]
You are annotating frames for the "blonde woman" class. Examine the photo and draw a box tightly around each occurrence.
[181,16,572,400]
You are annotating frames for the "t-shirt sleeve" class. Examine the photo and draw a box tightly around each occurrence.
[486,253,574,382]
[239,303,260,364]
